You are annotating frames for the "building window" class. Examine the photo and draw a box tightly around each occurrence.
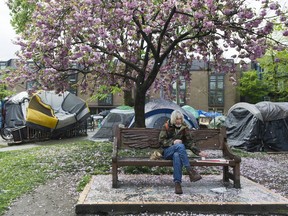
[189,60,209,71]
[25,62,38,91]
[0,62,7,70]
[172,76,186,105]
[26,81,36,90]
[98,94,113,105]
[209,74,224,107]
[252,62,264,80]
[68,73,78,95]
[68,73,77,82]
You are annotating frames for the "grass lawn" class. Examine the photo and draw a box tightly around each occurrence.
[0,140,112,215]
[0,138,252,216]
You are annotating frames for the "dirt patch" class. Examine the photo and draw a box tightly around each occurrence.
[4,174,81,216]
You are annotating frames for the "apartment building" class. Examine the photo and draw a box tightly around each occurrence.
[153,60,241,114]
[0,59,241,115]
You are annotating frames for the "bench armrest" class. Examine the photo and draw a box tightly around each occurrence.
[219,127,241,163]
[222,142,241,162]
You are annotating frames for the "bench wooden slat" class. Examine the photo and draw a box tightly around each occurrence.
[117,157,237,167]
[121,130,161,149]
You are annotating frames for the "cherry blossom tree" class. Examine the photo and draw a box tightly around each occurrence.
[7,0,36,34]
[5,0,288,127]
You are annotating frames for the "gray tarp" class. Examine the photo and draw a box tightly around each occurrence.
[225,102,288,152]
[4,92,29,128]
[256,101,288,121]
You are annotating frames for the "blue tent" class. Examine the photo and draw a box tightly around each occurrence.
[128,99,199,129]
[91,99,199,140]
[129,108,198,129]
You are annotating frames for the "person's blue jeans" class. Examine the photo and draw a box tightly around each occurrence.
[163,144,190,183]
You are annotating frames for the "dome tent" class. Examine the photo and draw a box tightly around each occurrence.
[182,105,199,119]
[91,99,199,141]
[128,98,199,129]
[2,91,29,129]
[1,90,90,142]
[26,90,90,132]
[225,102,288,152]
[91,106,134,140]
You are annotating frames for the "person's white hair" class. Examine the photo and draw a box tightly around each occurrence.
[170,110,184,125]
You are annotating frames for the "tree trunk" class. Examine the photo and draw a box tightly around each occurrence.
[123,90,134,107]
[133,86,146,128]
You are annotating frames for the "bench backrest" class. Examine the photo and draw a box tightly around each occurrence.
[115,127,224,150]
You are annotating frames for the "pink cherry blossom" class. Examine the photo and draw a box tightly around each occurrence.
[6,0,288,127]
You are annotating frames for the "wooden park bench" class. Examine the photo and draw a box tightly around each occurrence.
[112,127,241,189]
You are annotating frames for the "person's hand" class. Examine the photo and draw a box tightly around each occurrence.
[199,151,208,157]
[173,139,182,144]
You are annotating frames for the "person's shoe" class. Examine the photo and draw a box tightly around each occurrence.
[175,182,183,194]
[187,168,202,182]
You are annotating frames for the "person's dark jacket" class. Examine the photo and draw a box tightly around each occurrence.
[158,120,201,155]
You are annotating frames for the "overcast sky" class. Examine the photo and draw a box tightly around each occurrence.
[0,1,19,60]
[0,0,287,61]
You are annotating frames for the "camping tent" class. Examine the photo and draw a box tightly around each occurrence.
[128,98,199,129]
[91,106,134,140]
[91,99,199,140]
[134,108,193,129]
[225,102,288,152]
[26,90,90,132]
[182,105,199,119]
[2,91,29,129]
[207,115,226,129]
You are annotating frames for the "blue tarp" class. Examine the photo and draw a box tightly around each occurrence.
[198,110,222,118]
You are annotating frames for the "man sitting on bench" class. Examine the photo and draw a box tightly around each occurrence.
[159,110,208,194]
